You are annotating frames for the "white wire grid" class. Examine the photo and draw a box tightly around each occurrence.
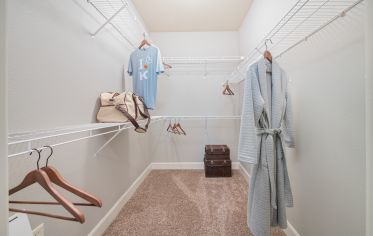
[160,56,245,77]
[88,0,148,48]
[8,117,164,158]
[162,57,245,64]
[230,0,364,83]
[7,116,241,158]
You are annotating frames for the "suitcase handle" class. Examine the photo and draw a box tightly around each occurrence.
[209,146,226,153]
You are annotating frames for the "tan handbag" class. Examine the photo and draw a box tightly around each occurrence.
[96,92,151,133]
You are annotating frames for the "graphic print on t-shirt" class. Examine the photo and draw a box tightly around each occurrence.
[138,56,153,80]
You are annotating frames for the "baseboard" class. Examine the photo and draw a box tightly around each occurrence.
[238,164,301,236]
[239,163,251,183]
[284,222,301,236]
[151,161,240,170]
[88,163,153,236]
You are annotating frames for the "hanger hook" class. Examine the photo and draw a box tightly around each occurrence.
[29,148,42,170]
[43,145,54,167]
[264,39,273,51]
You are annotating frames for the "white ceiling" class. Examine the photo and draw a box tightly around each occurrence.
[132,0,253,32]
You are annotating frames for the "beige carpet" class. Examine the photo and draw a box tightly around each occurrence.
[104,170,285,236]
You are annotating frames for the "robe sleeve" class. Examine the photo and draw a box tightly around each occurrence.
[283,73,296,148]
[238,65,262,164]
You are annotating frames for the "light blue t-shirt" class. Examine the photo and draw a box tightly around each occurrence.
[127,46,164,109]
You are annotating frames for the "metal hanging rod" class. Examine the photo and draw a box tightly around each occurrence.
[163,116,241,120]
[8,116,241,158]
[8,117,164,158]
[230,0,365,84]
[162,57,245,64]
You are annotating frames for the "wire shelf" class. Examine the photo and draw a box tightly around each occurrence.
[8,116,241,158]
[230,0,364,83]
[88,0,148,48]
[162,57,245,64]
[8,116,163,158]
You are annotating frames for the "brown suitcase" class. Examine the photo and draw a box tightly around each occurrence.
[204,158,232,177]
[205,145,230,160]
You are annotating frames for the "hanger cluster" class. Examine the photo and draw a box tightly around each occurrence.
[9,146,102,223]
[166,120,187,135]
[223,81,235,96]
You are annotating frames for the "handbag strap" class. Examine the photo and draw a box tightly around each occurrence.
[114,94,151,133]
[132,94,151,130]
[115,105,147,133]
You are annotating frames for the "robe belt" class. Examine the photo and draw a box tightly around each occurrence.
[256,128,282,136]
[256,128,283,210]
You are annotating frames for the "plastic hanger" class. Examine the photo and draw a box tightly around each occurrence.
[9,149,85,223]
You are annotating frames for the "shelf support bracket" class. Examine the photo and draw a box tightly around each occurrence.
[94,126,123,156]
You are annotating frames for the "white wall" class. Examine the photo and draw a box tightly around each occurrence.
[6,0,153,235]
[148,32,242,163]
[239,0,297,56]
[365,0,373,235]
[0,0,8,235]
[239,1,366,236]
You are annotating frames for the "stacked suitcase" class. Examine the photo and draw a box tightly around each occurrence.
[204,145,232,177]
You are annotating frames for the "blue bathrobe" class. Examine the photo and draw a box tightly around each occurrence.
[238,58,295,236]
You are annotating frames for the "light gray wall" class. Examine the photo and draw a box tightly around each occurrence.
[0,0,8,235]
[239,1,366,235]
[148,32,242,163]
[365,0,373,235]
[7,0,153,235]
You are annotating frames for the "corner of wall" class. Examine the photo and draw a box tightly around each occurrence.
[0,0,8,235]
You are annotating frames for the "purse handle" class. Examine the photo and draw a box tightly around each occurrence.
[115,94,151,133]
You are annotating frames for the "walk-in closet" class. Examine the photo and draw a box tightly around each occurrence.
[1,0,373,235]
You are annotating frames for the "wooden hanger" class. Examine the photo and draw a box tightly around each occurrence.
[176,122,187,136]
[44,146,102,207]
[172,122,181,135]
[11,146,102,208]
[163,62,172,70]
[139,32,151,49]
[9,149,85,223]
[167,120,173,132]
[264,39,273,62]
[223,81,234,96]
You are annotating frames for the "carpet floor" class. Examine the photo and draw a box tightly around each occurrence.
[104,170,286,236]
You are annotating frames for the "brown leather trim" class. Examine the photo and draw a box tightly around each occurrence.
[135,96,151,130]
[115,105,141,130]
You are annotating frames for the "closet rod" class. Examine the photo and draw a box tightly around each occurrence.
[162,57,244,64]
[8,127,126,158]
[163,116,241,120]
[8,117,164,158]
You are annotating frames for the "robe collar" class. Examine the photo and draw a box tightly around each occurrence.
[257,58,283,128]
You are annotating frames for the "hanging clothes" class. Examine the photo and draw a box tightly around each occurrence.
[127,45,164,109]
[238,58,295,236]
